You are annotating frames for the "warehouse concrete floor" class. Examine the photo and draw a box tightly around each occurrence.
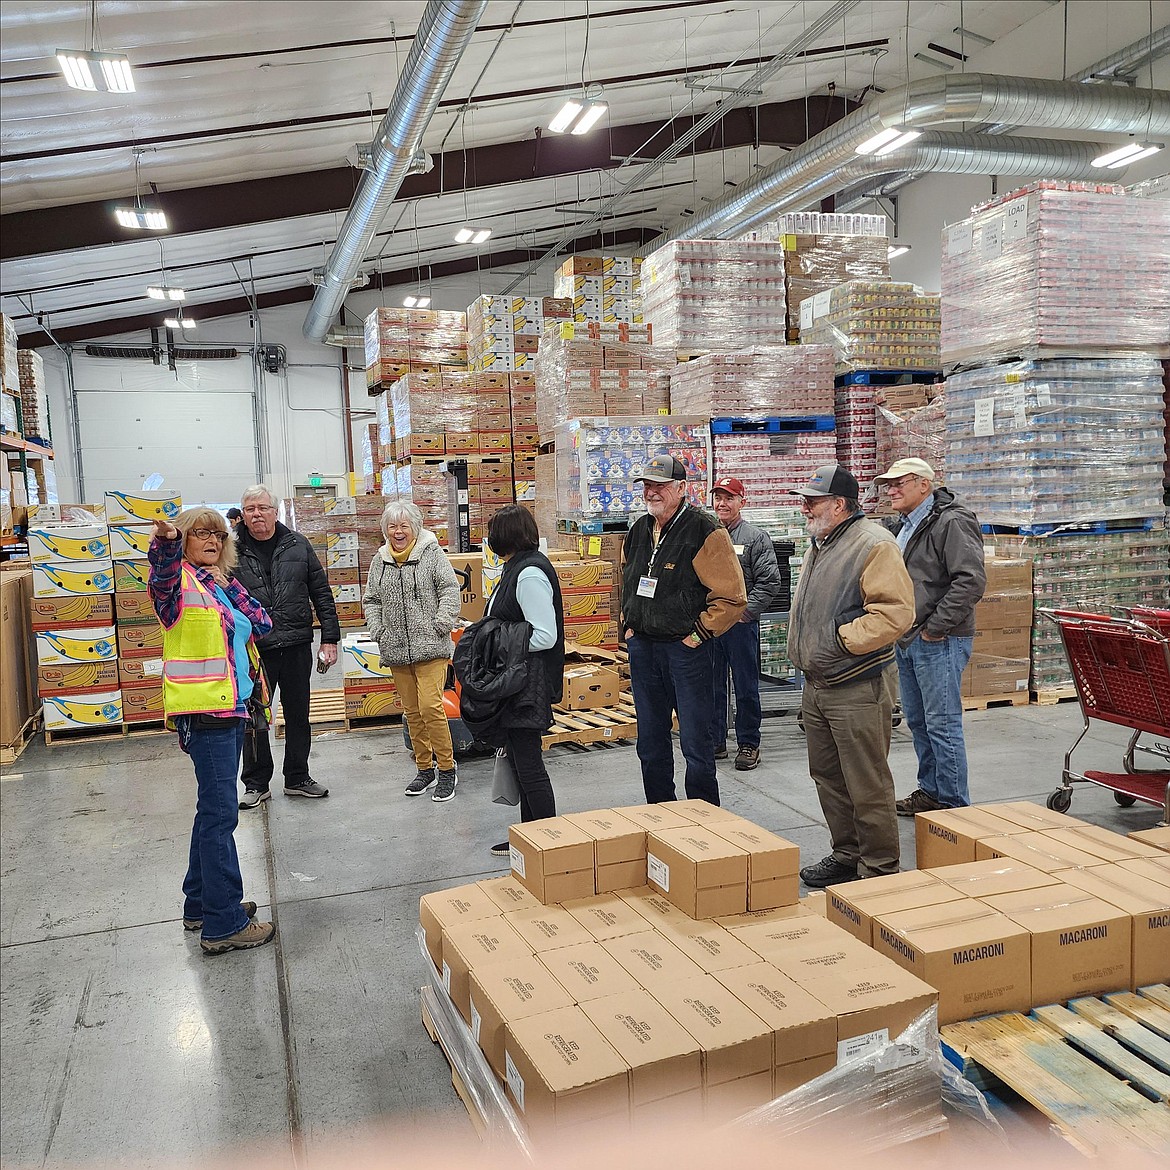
[1,677,1163,1168]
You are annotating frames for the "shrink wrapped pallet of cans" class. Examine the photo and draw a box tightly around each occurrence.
[712,431,837,502]
[668,346,835,417]
[940,181,1170,366]
[639,240,788,351]
[833,385,879,490]
[782,235,889,336]
[876,394,947,481]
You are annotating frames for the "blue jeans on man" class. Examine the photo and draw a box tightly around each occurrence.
[627,634,719,804]
[711,618,762,750]
[896,634,974,808]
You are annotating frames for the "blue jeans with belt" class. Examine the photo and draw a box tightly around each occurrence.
[178,716,251,941]
[711,618,762,750]
[627,634,719,805]
[896,634,974,808]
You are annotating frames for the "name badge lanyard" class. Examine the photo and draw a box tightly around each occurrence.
[645,501,687,579]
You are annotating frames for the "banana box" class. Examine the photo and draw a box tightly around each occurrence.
[550,559,615,590]
[326,531,360,554]
[28,525,111,564]
[108,525,153,561]
[122,682,165,722]
[35,626,118,666]
[324,497,358,518]
[119,657,164,684]
[38,660,121,696]
[117,617,164,657]
[562,590,614,620]
[29,594,114,631]
[114,562,149,592]
[344,685,403,720]
[28,502,106,525]
[32,560,115,598]
[335,601,364,623]
[43,689,124,732]
[342,635,395,680]
[330,583,361,605]
[104,490,181,525]
[327,545,359,570]
[114,592,158,621]
[563,617,620,647]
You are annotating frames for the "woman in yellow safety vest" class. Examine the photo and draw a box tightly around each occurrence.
[149,508,275,956]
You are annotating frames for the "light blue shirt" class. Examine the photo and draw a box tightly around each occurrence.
[212,583,254,702]
[486,565,558,652]
[896,493,935,553]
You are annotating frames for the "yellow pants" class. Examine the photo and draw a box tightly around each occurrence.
[391,658,455,772]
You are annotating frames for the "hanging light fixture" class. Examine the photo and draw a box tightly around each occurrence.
[163,313,195,330]
[402,294,432,308]
[548,98,608,135]
[454,226,491,245]
[147,286,185,301]
[887,243,911,259]
[57,4,134,92]
[114,150,168,230]
[1091,142,1163,168]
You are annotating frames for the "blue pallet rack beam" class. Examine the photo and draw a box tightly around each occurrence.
[835,370,942,387]
[710,415,835,434]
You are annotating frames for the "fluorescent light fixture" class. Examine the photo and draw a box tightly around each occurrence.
[887,244,911,259]
[147,286,186,301]
[548,99,584,133]
[874,129,923,157]
[1091,141,1163,168]
[163,317,195,329]
[472,228,491,244]
[855,127,904,155]
[454,227,475,243]
[115,206,168,230]
[914,51,955,71]
[455,225,491,245]
[402,295,432,308]
[570,102,608,135]
[953,26,995,47]
[56,50,135,93]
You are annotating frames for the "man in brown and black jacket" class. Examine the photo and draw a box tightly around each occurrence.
[787,465,915,887]
[622,455,747,805]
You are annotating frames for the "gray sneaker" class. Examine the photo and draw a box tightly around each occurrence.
[284,779,329,798]
[405,768,436,796]
[239,788,271,810]
[433,767,458,802]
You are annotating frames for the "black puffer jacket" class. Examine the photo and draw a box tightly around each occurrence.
[234,522,340,650]
[453,617,532,746]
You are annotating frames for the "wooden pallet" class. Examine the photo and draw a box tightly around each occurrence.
[274,688,347,738]
[421,989,489,1139]
[1031,686,1078,706]
[44,719,168,747]
[1,709,42,766]
[962,692,1030,712]
[941,986,1170,1157]
[544,695,638,749]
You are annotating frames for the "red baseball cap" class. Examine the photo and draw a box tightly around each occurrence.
[712,476,745,498]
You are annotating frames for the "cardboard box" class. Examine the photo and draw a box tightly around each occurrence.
[975,832,1108,873]
[761,920,885,984]
[871,901,1032,1023]
[107,525,153,561]
[705,817,800,911]
[34,625,118,666]
[418,883,500,970]
[1,570,35,746]
[343,687,403,719]
[446,552,485,622]
[714,902,813,933]
[617,886,701,932]
[537,939,644,1003]
[503,1005,630,1136]
[103,490,181,525]
[113,562,149,593]
[914,806,1032,868]
[509,818,596,904]
[1117,856,1170,886]
[562,892,656,941]
[37,660,120,695]
[580,989,702,1118]
[121,681,164,722]
[730,912,854,961]
[28,525,110,564]
[826,870,967,945]
[502,904,596,953]
[653,917,760,974]
[116,617,164,657]
[713,962,838,1095]
[926,857,1064,900]
[647,974,773,1120]
[800,961,938,1050]
[469,954,576,1077]
[978,801,1083,833]
[29,593,114,631]
[601,928,707,986]
[32,560,115,598]
[1128,827,1170,854]
[43,688,123,731]
[983,886,1131,1005]
[1040,825,1167,865]
[113,592,157,621]
[610,804,694,833]
[657,799,741,827]
[563,810,646,893]
[646,826,749,919]
[441,915,531,1023]
[561,664,621,710]
[551,559,614,590]
[477,875,542,913]
[1059,866,1170,989]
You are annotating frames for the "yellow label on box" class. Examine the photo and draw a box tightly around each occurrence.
[108,525,153,560]
[104,490,182,524]
[32,562,115,598]
[43,690,123,731]
[587,537,602,556]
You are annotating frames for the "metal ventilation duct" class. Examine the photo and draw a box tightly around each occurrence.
[302,0,486,342]
[649,74,1170,247]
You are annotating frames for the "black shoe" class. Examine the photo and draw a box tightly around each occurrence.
[714,742,728,760]
[799,855,859,889]
[404,768,435,796]
[895,789,943,817]
[432,768,458,802]
[490,841,511,857]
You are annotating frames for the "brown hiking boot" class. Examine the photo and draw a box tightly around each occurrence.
[895,789,943,817]
[201,919,276,955]
[734,745,760,771]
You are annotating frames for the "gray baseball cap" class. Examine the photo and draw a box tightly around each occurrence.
[636,454,688,483]
[792,464,859,501]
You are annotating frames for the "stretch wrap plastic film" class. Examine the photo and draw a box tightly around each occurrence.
[876,395,948,480]
[941,182,1170,366]
[944,357,1165,526]
[713,432,837,500]
[363,307,468,387]
[833,385,879,501]
[669,346,835,417]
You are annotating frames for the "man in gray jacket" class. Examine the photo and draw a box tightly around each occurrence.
[709,477,782,770]
[875,459,986,815]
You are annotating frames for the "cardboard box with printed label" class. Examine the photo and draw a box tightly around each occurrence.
[610,804,693,833]
[418,883,500,970]
[469,954,577,1077]
[652,917,760,974]
[826,870,967,945]
[705,816,800,911]
[646,826,749,919]
[1040,824,1167,866]
[647,973,773,1121]
[441,915,531,1023]
[714,902,814,933]
[562,892,655,941]
[445,552,485,622]
[37,660,121,696]
[926,857,1064,900]
[914,806,1031,868]
[28,526,111,564]
[601,927,707,986]
[580,989,702,1122]
[116,617,164,657]
[536,939,644,1003]
[113,561,149,593]
[121,681,164,722]
[730,910,853,960]
[29,594,114,631]
[871,901,1032,1023]
[982,886,1131,1005]
[561,664,621,710]
[975,832,1107,873]
[114,592,158,621]
[103,490,182,525]
[762,920,884,984]
[107,525,153,561]
[477,875,542,913]
[800,961,938,1050]
[35,625,118,666]
[657,799,741,827]
[343,686,404,719]
[563,810,646,893]
[503,1005,631,1138]
[43,688,123,731]
[509,817,596,904]
[32,560,115,598]
[616,886,700,932]
[502,904,596,953]
[1118,856,1170,885]
[713,962,838,1094]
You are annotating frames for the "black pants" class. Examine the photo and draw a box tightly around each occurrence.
[241,643,314,791]
[505,728,556,822]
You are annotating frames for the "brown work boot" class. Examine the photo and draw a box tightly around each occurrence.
[201,919,276,956]
[184,900,257,932]
[895,789,943,817]
[734,745,760,771]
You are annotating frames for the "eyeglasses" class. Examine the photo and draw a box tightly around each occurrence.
[242,504,275,515]
[190,528,228,541]
[884,475,922,489]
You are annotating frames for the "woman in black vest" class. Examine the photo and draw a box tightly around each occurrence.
[482,506,565,857]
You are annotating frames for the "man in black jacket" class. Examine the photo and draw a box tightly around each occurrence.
[233,485,340,807]
[875,459,986,815]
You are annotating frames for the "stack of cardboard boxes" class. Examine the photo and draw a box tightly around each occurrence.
[1,565,37,752]
[667,345,835,418]
[551,255,644,326]
[467,295,572,373]
[340,631,404,722]
[16,350,49,440]
[363,307,468,392]
[0,315,18,395]
[962,557,1032,701]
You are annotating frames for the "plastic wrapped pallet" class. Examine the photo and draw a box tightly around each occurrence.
[944,357,1164,526]
[0,314,18,394]
[552,254,644,325]
[782,235,889,335]
[833,385,879,494]
[876,394,947,481]
[16,350,49,439]
[712,431,837,502]
[466,294,571,373]
[639,240,788,351]
[799,281,941,373]
[389,371,479,446]
[363,306,468,390]
[668,346,835,417]
[941,181,1170,366]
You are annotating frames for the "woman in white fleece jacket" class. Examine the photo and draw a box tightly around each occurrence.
[362,501,462,802]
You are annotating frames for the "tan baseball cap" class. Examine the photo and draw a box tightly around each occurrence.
[874,457,936,482]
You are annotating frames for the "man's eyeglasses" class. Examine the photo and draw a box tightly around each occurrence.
[884,476,920,490]
[190,528,228,541]
[243,505,275,515]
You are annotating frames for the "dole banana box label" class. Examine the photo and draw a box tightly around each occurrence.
[344,688,403,719]
[104,490,182,525]
[113,561,149,592]
[38,661,121,696]
[552,560,614,590]
[117,618,164,655]
[30,594,114,631]
[108,525,153,561]
[28,526,111,564]
[32,561,115,598]
[115,592,157,620]
[35,626,119,666]
[563,591,613,619]
[43,689,124,732]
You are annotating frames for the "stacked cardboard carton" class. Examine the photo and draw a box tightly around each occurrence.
[389,370,512,461]
[363,307,468,391]
[1,566,37,751]
[779,233,889,338]
[16,350,49,440]
[545,531,625,628]
[0,314,18,394]
[548,556,620,648]
[833,384,879,488]
[552,255,644,325]
[340,632,404,722]
[875,393,947,481]
[962,558,1031,700]
[467,295,572,373]
[712,431,837,503]
[668,346,835,417]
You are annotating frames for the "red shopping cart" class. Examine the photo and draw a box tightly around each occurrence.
[1039,609,1170,822]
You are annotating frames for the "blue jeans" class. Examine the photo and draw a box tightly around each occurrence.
[711,619,762,750]
[627,634,719,804]
[896,635,974,808]
[178,716,250,941]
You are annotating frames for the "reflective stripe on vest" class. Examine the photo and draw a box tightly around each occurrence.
[161,565,239,718]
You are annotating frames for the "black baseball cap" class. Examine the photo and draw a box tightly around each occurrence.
[636,454,688,483]
[226,507,243,520]
[792,463,859,501]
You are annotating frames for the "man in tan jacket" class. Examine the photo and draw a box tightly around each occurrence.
[786,465,915,886]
